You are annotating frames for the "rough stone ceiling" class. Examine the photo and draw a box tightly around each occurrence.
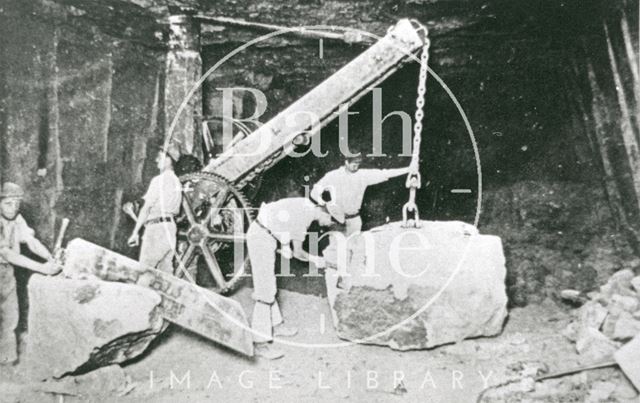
[15,0,629,53]
[26,0,493,49]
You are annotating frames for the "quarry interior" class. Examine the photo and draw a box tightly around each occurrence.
[0,0,639,402]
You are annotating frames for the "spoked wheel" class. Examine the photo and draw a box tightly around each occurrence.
[176,172,253,294]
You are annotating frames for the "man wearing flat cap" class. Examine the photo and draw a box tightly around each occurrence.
[128,144,182,274]
[247,192,345,359]
[0,182,59,364]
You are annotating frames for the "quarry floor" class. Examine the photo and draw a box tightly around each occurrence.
[4,287,633,403]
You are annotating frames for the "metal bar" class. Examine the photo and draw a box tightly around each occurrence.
[534,360,616,381]
[195,15,374,44]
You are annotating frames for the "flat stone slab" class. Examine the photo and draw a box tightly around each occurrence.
[323,221,508,350]
[25,276,163,379]
[62,238,253,356]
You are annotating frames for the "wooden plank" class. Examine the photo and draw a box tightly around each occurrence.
[132,68,161,187]
[46,26,64,245]
[102,52,113,163]
[604,23,640,213]
[165,14,202,158]
[586,61,640,252]
[108,188,123,249]
[581,63,624,223]
[62,238,254,357]
[205,19,425,184]
[620,12,639,127]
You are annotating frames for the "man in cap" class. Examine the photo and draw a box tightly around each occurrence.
[248,194,344,359]
[0,182,59,364]
[128,144,182,274]
[311,152,410,235]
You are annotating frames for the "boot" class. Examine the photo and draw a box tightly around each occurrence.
[274,324,298,337]
[255,343,284,360]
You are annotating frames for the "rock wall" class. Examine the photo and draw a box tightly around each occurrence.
[0,0,164,255]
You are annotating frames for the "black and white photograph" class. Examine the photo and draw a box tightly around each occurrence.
[0,0,639,401]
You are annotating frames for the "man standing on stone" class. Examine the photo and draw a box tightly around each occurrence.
[0,182,60,364]
[311,152,411,235]
[128,145,182,274]
[248,195,344,359]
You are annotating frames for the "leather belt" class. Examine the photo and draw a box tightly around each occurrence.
[310,196,353,223]
[145,216,174,225]
[254,219,277,240]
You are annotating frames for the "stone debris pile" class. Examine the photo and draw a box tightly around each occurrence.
[562,269,640,361]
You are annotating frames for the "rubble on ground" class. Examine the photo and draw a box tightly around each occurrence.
[323,221,508,350]
[482,269,640,402]
[559,269,640,398]
[472,268,640,402]
[561,269,640,358]
[480,367,638,403]
[24,276,164,380]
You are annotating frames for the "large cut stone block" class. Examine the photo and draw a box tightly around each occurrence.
[25,276,163,380]
[62,238,254,356]
[323,221,508,350]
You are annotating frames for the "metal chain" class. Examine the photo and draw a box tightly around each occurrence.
[402,25,430,228]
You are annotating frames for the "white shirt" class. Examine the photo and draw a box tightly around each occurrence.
[143,170,182,219]
[311,167,399,216]
[0,214,35,263]
[257,198,317,244]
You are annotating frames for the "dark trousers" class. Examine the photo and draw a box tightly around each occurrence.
[0,264,18,363]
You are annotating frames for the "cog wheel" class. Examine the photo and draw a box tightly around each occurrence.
[176,172,253,294]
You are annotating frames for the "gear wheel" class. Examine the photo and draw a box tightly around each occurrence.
[176,172,253,294]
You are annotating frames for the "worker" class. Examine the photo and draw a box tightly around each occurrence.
[310,152,411,235]
[128,145,182,274]
[248,195,345,359]
[0,182,60,364]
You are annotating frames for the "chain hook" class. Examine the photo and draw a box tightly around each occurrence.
[402,189,420,228]
[402,21,430,228]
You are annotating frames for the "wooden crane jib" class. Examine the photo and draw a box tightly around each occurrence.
[175,19,428,296]
[203,19,428,189]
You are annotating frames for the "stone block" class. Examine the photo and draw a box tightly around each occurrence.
[323,221,508,350]
[25,276,163,379]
